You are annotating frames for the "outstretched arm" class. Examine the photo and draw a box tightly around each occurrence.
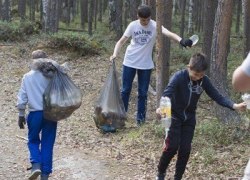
[162,26,192,47]
[204,77,246,111]
[110,36,129,60]
[162,26,182,43]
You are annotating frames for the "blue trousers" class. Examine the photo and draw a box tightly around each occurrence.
[121,65,151,122]
[27,111,57,175]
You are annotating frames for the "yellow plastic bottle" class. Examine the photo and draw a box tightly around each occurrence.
[160,96,172,131]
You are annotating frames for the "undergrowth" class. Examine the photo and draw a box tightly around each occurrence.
[46,32,105,56]
[0,20,40,41]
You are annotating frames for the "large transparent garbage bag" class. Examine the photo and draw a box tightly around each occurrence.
[94,61,126,132]
[43,69,82,121]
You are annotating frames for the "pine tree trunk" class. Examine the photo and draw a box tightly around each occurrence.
[235,0,241,34]
[159,0,173,105]
[124,0,129,27]
[71,0,77,20]
[210,0,240,123]
[42,0,48,32]
[47,0,60,33]
[29,0,35,22]
[114,0,123,39]
[198,1,204,32]
[18,0,26,21]
[156,0,165,105]
[2,0,11,22]
[94,0,97,30]
[130,0,139,21]
[40,0,43,23]
[0,1,2,20]
[145,0,156,20]
[98,0,103,22]
[109,0,116,30]
[88,0,94,35]
[80,0,88,29]
[172,0,178,15]
[202,0,217,75]
[187,0,193,34]
[103,0,108,13]
[243,0,250,56]
[36,0,39,12]
[179,0,186,39]
[84,0,88,22]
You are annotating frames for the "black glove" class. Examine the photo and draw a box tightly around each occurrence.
[18,116,26,129]
[180,38,193,48]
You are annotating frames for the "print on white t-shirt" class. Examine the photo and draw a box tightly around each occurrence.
[134,29,153,45]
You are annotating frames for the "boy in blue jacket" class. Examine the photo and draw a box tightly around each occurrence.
[156,53,246,180]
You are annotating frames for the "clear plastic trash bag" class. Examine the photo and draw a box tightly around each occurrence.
[43,70,82,121]
[93,61,126,132]
[242,93,250,109]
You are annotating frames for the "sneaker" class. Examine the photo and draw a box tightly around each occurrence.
[136,120,141,127]
[136,120,145,127]
[29,163,41,180]
[156,173,165,180]
[40,174,49,180]
[100,124,116,133]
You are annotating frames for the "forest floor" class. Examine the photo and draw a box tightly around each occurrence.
[0,43,249,180]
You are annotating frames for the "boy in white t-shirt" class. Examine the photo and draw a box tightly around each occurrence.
[110,4,193,126]
[232,52,250,180]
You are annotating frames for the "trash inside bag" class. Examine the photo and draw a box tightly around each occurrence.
[43,70,82,121]
[93,61,126,131]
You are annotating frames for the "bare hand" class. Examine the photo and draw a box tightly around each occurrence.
[156,108,162,120]
[110,55,116,61]
[233,102,247,111]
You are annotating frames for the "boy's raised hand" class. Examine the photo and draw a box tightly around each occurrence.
[233,102,247,111]
[180,38,193,48]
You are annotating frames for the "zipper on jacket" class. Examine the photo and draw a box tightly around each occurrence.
[184,82,192,121]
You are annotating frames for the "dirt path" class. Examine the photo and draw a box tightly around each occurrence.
[0,46,152,180]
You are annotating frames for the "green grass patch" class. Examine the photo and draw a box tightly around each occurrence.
[44,32,105,56]
[195,118,249,146]
[200,147,217,165]
[0,20,40,41]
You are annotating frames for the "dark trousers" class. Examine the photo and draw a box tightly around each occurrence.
[121,65,151,121]
[157,116,195,180]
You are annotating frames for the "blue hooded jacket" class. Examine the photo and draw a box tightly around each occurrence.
[162,69,234,121]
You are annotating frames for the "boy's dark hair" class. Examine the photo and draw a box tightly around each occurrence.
[137,4,151,18]
[189,53,208,72]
